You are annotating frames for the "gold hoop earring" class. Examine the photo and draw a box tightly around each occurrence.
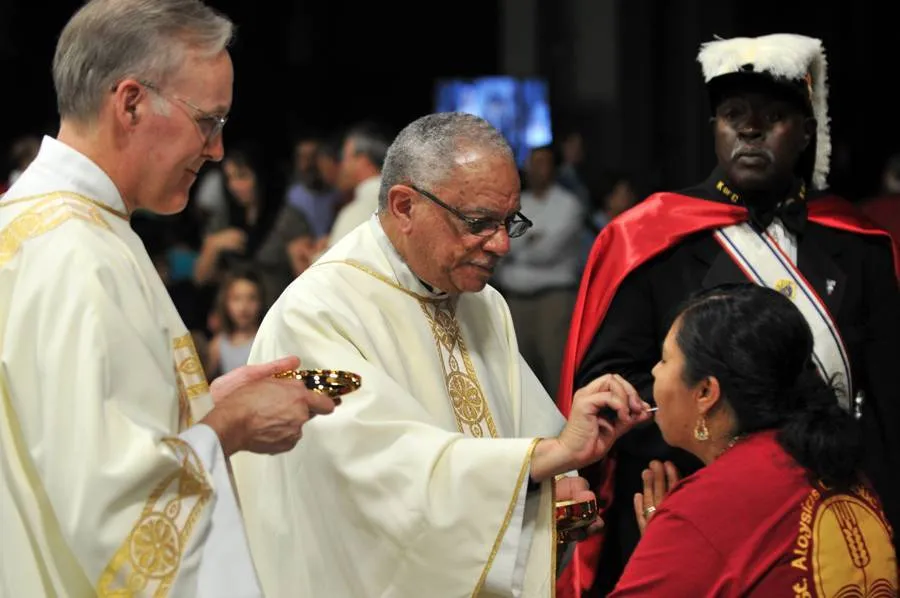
[694,415,710,441]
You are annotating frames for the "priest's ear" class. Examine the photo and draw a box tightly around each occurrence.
[110,78,146,130]
[385,184,417,232]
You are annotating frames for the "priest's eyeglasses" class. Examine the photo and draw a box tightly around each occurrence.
[409,184,533,238]
[139,80,228,144]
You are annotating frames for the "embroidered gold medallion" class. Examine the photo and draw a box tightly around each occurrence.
[419,299,498,438]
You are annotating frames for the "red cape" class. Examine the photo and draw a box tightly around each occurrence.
[556,191,900,597]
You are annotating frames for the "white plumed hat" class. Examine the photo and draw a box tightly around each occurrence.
[697,33,830,190]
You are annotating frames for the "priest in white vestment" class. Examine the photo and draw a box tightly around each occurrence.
[231,113,651,597]
[0,2,336,596]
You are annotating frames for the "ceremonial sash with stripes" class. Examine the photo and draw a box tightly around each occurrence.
[713,223,852,409]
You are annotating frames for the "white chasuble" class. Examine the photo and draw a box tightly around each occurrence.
[0,137,261,597]
[231,216,567,597]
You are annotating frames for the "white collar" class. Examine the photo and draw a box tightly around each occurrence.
[20,136,129,217]
[367,215,449,299]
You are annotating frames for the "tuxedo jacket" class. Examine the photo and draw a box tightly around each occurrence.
[575,186,900,536]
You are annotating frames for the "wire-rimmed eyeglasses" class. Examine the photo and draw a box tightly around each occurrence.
[409,184,532,238]
[140,80,227,144]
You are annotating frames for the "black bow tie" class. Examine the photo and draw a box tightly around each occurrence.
[712,175,809,236]
[747,198,808,236]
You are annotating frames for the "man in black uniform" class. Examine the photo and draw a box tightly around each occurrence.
[556,33,900,597]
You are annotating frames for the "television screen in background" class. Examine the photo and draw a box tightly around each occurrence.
[434,76,552,166]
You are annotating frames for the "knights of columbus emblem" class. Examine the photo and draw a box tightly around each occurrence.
[775,279,796,299]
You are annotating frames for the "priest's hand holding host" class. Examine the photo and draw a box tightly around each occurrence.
[532,373,651,485]
[533,373,653,540]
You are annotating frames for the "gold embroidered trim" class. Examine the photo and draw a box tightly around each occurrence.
[472,437,542,597]
[419,299,498,438]
[173,334,209,398]
[96,438,212,597]
[312,251,548,593]
[172,333,210,430]
[551,476,557,598]
[172,335,194,351]
[175,376,193,432]
[1,190,129,220]
[313,259,446,303]
[312,259,497,437]
[183,383,208,398]
[0,194,113,268]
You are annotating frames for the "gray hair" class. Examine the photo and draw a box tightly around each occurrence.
[345,122,391,171]
[53,0,233,123]
[378,112,515,210]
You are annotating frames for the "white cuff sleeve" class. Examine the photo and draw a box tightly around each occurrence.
[179,424,263,598]
[483,474,536,596]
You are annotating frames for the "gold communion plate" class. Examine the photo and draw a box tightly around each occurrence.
[555,498,598,544]
[273,369,362,398]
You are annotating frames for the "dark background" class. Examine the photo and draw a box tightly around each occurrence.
[2,0,898,201]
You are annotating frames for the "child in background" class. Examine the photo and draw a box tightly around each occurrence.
[208,269,265,376]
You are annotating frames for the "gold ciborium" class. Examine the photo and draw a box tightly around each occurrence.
[555,498,598,544]
[273,369,361,402]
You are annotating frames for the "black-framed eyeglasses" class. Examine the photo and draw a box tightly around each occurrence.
[409,184,533,238]
[139,80,228,144]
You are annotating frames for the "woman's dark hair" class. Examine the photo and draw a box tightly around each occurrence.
[221,144,262,220]
[222,142,284,215]
[674,282,861,489]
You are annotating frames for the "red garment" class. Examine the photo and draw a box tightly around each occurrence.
[608,431,897,597]
[556,192,900,597]
[860,195,900,245]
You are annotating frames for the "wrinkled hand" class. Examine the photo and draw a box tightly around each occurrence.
[633,460,680,535]
[558,374,652,469]
[556,476,604,541]
[531,374,651,482]
[209,356,302,402]
[203,356,337,457]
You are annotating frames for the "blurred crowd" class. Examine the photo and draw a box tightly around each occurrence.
[3,127,898,395]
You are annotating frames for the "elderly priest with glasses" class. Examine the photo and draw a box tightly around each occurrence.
[231,112,652,598]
